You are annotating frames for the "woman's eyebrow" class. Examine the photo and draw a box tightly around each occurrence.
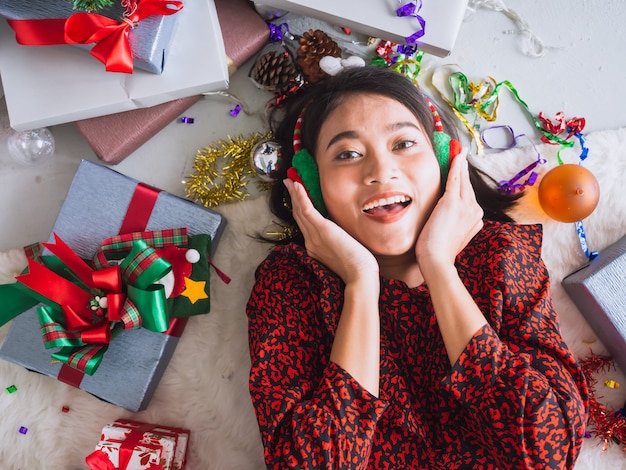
[326,130,359,150]
[389,121,422,133]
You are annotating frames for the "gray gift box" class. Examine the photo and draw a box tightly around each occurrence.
[0,0,179,74]
[562,234,626,373]
[0,160,225,411]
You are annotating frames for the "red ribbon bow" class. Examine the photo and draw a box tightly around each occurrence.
[7,0,183,73]
[16,233,130,345]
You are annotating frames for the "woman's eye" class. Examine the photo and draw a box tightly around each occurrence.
[394,140,416,151]
[335,150,361,160]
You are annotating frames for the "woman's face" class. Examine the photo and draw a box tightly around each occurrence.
[315,93,441,257]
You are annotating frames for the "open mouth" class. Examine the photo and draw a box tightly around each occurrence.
[362,195,411,215]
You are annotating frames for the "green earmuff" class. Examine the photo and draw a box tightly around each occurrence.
[288,149,327,215]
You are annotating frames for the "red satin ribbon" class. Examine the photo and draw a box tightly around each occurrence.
[119,183,160,234]
[17,234,125,338]
[7,0,183,73]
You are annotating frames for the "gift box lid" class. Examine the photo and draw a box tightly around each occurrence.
[252,0,468,57]
[0,0,229,131]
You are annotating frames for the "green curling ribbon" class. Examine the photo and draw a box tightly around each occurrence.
[477,79,575,148]
[448,72,497,120]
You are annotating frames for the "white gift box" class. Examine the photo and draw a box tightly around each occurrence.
[0,0,229,131]
[253,0,467,58]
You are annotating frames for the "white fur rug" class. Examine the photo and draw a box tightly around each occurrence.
[1,127,626,469]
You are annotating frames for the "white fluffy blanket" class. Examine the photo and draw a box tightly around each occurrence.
[1,128,626,469]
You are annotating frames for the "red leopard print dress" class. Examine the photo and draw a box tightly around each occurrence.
[247,221,588,469]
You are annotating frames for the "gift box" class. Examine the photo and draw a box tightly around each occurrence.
[0,0,229,131]
[75,0,270,165]
[86,419,189,470]
[252,0,468,58]
[562,234,626,373]
[0,160,226,411]
[0,0,179,74]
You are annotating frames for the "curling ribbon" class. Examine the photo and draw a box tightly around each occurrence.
[431,66,487,155]
[481,127,547,194]
[396,2,426,45]
[575,220,598,261]
[432,66,577,155]
[371,39,424,84]
[478,80,575,148]
[11,231,178,375]
[268,22,290,42]
[538,112,588,164]
[6,0,183,73]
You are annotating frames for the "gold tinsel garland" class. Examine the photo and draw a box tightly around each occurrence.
[185,132,273,207]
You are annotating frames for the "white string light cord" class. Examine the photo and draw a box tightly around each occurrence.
[466,0,548,58]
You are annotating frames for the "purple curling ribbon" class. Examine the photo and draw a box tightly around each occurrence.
[481,126,547,195]
[268,22,290,42]
[396,2,426,45]
[396,2,417,16]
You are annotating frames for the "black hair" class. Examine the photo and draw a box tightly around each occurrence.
[264,66,520,245]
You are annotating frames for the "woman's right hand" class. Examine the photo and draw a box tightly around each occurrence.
[284,179,379,285]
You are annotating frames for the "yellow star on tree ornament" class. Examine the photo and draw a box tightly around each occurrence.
[180,277,208,304]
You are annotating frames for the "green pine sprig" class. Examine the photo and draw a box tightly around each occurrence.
[69,0,115,12]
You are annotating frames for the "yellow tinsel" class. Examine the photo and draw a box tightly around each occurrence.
[185,132,272,207]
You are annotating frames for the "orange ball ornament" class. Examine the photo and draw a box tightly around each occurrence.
[538,164,600,223]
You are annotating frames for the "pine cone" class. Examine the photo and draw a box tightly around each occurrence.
[296,29,342,84]
[250,50,299,91]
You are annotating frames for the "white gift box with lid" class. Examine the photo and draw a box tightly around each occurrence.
[253,0,468,58]
[0,0,229,131]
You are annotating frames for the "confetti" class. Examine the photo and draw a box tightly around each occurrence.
[604,379,620,389]
[62,406,70,413]
[19,426,28,435]
[5,385,17,394]
[180,116,195,124]
[229,105,242,117]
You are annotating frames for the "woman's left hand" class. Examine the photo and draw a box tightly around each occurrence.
[415,149,484,272]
